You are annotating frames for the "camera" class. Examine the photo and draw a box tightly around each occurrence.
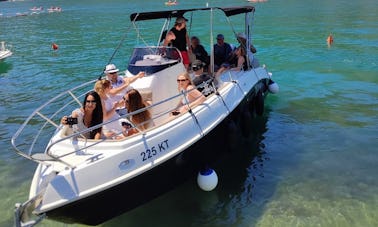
[66,117,78,125]
[171,111,180,116]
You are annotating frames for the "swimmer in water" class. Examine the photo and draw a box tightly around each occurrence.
[327,34,334,47]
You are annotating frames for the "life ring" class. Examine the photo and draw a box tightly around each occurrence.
[255,90,264,116]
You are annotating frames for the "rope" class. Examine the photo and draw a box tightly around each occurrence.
[98,14,140,80]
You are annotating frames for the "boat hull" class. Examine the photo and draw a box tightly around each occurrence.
[44,80,269,225]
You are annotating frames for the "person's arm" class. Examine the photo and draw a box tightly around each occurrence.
[200,45,208,56]
[179,86,206,112]
[163,31,176,46]
[186,32,191,53]
[124,71,145,86]
[102,99,122,120]
[231,56,245,71]
[108,72,144,96]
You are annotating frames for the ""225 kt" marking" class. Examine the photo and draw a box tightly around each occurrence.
[140,139,169,161]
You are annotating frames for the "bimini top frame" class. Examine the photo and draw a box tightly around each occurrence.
[130,6,255,21]
[130,6,256,74]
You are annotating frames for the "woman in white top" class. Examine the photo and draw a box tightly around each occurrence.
[61,91,103,140]
[94,79,124,138]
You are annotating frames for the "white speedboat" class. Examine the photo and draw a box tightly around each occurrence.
[0,41,12,60]
[13,6,278,226]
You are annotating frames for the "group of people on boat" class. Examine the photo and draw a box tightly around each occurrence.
[61,16,259,141]
[61,61,206,140]
[163,16,259,76]
[61,64,148,140]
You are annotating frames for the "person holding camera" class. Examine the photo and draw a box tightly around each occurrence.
[61,91,103,140]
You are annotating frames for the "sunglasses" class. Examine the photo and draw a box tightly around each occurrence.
[177,79,188,82]
[109,72,118,75]
[86,100,96,104]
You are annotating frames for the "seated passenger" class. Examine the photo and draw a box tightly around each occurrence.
[191,60,216,96]
[236,33,259,68]
[213,34,233,71]
[123,89,154,132]
[174,72,206,114]
[61,91,103,140]
[216,46,247,76]
[104,64,145,101]
[104,64,145,115]
[190,36,209,71]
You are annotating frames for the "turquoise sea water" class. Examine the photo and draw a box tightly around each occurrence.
[1,0,377,226]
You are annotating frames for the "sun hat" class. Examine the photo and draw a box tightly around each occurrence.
[216,34,224,39]
[237,33,247,40]
[104,64,119,74]
[175,16,188,24]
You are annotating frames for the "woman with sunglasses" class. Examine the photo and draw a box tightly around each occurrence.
[174,72,206,114]
[61,91,103,139]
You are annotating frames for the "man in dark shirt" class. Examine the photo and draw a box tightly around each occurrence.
[164,17,191,70]
[213,34,232,71]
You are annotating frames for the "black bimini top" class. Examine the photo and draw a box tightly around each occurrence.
[130,6,255,22]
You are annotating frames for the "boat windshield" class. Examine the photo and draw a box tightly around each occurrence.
[127,46,181,75]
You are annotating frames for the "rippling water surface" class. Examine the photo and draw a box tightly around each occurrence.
[1,0,377,226]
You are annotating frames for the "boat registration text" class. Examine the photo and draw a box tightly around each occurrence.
[141,139,169,161]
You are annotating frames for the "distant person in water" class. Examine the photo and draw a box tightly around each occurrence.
[327,33,334,47]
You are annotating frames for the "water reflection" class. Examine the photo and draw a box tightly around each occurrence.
[0,61,13,75]
[103,108,272,227]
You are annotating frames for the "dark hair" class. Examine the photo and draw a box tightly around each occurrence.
[83,91,103,139]
[191,36,199,41]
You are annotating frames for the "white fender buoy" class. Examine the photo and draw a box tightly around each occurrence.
[197,167,218,191]
[268,79,279,94]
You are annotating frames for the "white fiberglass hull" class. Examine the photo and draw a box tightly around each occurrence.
[29,67,271,225]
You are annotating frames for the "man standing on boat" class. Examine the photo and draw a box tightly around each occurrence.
[163,16,191,70]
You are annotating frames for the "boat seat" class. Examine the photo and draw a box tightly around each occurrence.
[140,90,152,103]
